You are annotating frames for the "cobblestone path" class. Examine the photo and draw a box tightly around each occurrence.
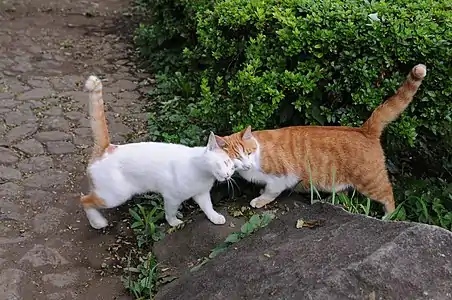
[0,1,150,299]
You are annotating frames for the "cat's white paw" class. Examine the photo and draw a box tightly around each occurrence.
[89,215,108,229]
[250,196,272,209]
[168,218,184,227]
[85,208,108,229]
[208,213,226,225]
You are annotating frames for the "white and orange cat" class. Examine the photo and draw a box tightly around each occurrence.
[215,64,427,216]
[80,76,234,229]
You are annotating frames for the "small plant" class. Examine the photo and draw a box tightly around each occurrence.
[124,194,167,299]
[191,211,275,272]
[129,196,166,248]
[123,252,160,300]
[389,178,452,230]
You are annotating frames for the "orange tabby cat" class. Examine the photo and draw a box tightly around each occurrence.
[216,64,427,215]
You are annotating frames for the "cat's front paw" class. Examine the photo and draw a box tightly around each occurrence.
[250,196,274,209]
[208,213,226,225]
[167,218,184,227]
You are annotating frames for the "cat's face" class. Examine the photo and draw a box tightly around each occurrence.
[215,126,258,171]
[205,132,235,182]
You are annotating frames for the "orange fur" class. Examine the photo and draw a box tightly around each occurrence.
[81,76,114,209]
[217,64,427,214]
[87,79,111,162]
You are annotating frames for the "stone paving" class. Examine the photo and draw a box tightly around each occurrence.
[0,1,150,299]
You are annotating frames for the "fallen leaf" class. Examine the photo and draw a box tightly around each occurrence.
[296,218,324,229]
[296,219,304,228]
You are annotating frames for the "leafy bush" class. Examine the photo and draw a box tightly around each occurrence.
[136,0,452,152]
[134,0,452,229]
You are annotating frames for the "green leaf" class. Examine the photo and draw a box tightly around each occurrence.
[209,245,228,259]
[260,212,275,227]
[248,214,261,228]
[129,208,142,222]
[240,222,255,235]
[224,232,241,244]
[131,221,143,229]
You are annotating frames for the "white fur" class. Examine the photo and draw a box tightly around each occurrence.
[86,134,234,229]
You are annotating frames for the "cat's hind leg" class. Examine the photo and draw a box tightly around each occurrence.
[81,193,109,229]
[193,192,226,225]
[354,171,395,217]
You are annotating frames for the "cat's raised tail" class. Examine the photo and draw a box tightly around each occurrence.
[361,64,427,138]
[84,75,111,160]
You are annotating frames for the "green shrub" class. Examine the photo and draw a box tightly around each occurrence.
[136,0,452,151]
[134,0,452,227]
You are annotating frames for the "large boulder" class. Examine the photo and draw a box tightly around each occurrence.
[155,198,452,300]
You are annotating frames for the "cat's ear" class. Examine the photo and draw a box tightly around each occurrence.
[215,135,226,148]
[207,132,220,151]
[241,125,253,140]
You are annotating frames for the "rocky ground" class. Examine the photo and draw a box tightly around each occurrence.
[0,0,149,299]
[155,201,452,300]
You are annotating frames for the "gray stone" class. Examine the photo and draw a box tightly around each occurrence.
[115,79,137,91]
[43,107,63,116]
[65,111,84,121]
[23,169,69,189]
[108,120,131,137]
[0,99,16,108]
[117,91,140,101]
[35,131,71,142]
[28,78,52,89]
[46,290,77,300]
[42,117,70,131]
[11,61,33,73]
[1,198,26,222]
[15,139,44,155]
[0,147,19,164]
[18,156,53,172]
[46,141,76,154]
[0,268,25,300]
[58,91,86,108]
[4,110,37,125]
[0,166,21,181]
[23,190,55,207]
[0,182,23,198]
[5,79,30,94]
[17,88,54,101]
[155,201,452,300]
[42,270,77,288]
[50,75,82,91]
[33,207,67,234]
[19,244,68,267]
[6,123,38,143]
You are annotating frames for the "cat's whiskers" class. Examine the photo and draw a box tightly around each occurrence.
[230,177,241,194]
[226,178,235,198]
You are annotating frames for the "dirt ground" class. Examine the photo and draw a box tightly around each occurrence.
[0,0,150,299]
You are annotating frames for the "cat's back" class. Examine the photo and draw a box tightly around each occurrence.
[113,141,195,162]
[254,125,373,149]
[253,125,382,176]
